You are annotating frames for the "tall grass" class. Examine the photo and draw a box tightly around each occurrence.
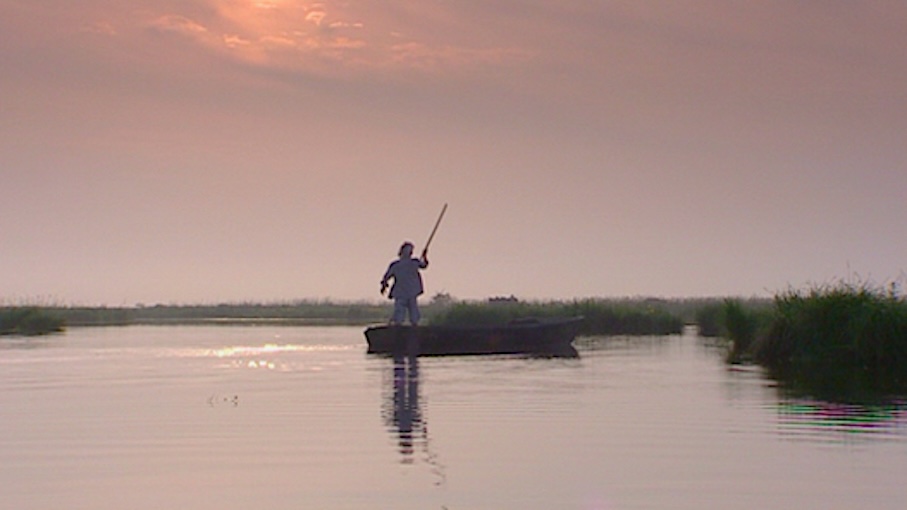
[429,299,684,336]
[694,301,725,337]
[29,297,723,332]
[694,297,773,339]
[692,284,907,399]
[567,299,684,335]
[47,301,391,326]
[752,284,907,397]
[707,299,775,363]
[0,307,65,336]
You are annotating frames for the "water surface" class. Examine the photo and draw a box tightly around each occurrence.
[2,326,905,509]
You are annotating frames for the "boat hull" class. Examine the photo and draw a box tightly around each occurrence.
[364,317,583,356]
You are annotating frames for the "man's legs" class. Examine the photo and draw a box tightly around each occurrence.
[407,297,421,326]
[391,297,421,325]
[391,299,407,324]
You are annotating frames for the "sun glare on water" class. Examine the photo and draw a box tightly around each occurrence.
[195,342,356,372]
[208,343,353,358]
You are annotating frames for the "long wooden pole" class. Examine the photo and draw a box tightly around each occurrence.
[424,203,448,252]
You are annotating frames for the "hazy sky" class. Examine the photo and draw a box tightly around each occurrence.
[3,1,906,305]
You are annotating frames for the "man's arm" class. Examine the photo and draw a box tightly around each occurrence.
[380,263,394,295]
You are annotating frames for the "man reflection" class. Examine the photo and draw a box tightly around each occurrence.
[382,349,447,487]
[388,353,423,462]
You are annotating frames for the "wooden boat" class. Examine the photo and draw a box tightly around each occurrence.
[364,316,583,356]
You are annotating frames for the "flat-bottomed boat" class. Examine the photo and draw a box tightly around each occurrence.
[364,316,583,356]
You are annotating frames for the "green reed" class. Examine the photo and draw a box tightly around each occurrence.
[0,307,65,336]
[752,284,907,397]
[700,299,775,363]
[428,298,684,336]
[43,301,391,326]
[694,301,725,337]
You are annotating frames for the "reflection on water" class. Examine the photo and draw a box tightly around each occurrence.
[385,354,424,461]
[382,354,447,486]
[205,343,353,358]
[777,399,907,442]
[4,326,907,510]
[0,337,56,351]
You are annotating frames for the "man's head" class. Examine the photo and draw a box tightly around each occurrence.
[398,242,414,258]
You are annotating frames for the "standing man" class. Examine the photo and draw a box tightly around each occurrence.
[381,242,429,325]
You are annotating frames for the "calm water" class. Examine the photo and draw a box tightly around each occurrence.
[2,325,906,510]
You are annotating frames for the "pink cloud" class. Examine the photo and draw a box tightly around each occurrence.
[148,14,209,36]
[126,1,532,76]
[81,21,117,36]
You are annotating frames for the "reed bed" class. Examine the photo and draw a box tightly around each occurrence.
[0,307,65,336]
[754,284,907,398]
[701,284,907,399]
[46,301,391,326]
[694,302,725,337]
[695,299,775,363]
[429,298,684,336]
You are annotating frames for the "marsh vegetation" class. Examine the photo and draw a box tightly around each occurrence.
[38,301,392,327]
[9,296,693,336]
[20,295,692,330]
[10,286,907,402]
[703,283,907,400]
[429,298,685,336]
[0,307,65,336]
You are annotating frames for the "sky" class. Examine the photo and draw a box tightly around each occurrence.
[2,1,906,306]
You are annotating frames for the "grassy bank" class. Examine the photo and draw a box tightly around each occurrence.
[758,285,907,398]
[11,288,906,399]
[706,284,907,399]
[429,298,684,336]
[695,298,775,362]
[36,297,688,333]
[0,307,65,336]
[46,301,391,327]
